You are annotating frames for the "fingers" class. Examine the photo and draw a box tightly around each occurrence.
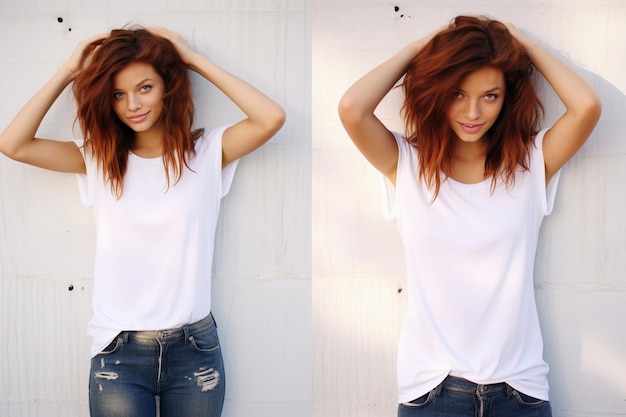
[504,22,521,38]
[84,32,109,44]
[65,32,109,76]
[66,27,197,75]
[146,26,183,43]
[146,26,172,36]
[146,27,197,65]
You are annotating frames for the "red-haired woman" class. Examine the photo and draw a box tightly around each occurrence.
[0,27,285,417]
[339,15,600,417]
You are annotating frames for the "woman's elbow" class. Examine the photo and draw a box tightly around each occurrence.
[339,94,374,138]
[264,106,286,138]
[274,106,287,130]
[580,90,602,126]
[337,93,354,122]
[588,94,602,124]
[0,135,18,160]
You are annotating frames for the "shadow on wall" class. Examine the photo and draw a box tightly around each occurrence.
[536,44,626,416]
[315,38,626,416]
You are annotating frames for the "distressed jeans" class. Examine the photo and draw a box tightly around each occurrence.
[89,313,225,417]
[398,375,552,417]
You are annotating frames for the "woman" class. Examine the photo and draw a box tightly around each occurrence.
[0,27,285,417]
[338,16,600,416]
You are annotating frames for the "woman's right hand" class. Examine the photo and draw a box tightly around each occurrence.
[0,34,108,172]
[63,33,109,79]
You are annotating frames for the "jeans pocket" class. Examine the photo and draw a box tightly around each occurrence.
[188,326,220,354]
[512,389,547,408]
[400,390,435,409]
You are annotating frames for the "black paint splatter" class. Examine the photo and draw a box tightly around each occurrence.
[394,6,410,18]
[57,17,63,23]
[68,284,74,291]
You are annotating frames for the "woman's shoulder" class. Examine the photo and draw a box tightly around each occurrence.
[190,126,231,163]
[393,131,419,158]
[528,128,550,164]
[194,125,231,146]
[532,128,550,146]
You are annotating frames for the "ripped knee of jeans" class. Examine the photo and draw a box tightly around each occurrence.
[194,368,220,392]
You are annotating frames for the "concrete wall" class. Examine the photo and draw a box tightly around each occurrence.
[2,0,625,416]
[0,1,311,416]
[313,1,626,417]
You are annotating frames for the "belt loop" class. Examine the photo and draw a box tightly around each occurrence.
[506,384,515,399]
[435,377,446,397]
[121,331,129,344]
[183,322,191,343]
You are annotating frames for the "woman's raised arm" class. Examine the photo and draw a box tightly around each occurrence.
[148,27,286,168]
[506,24,602,184]
[0,33,107,173]
[337,28,440,185]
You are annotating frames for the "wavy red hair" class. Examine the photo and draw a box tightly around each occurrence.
[73,28,203,198]
[401,15,543,198]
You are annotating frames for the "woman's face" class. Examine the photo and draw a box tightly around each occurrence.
[112,61,166,136]
[446,66,505,144]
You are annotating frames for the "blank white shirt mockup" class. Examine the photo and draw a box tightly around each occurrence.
[383,129,560,403]
[75,126,238,356]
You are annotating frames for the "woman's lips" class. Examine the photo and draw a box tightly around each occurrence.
[128,112,149,123]
[458,122,483,134]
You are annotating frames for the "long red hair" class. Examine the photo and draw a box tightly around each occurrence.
[401,16,543,197]
[73,28,203,198]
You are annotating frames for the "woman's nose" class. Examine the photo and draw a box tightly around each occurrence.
[464,100,481,120]
[127,94,142,111]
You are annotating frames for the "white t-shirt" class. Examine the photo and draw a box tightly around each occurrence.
[383,129,560,403]
[75,126,238,356]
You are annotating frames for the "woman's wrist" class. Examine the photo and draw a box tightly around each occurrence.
[401,40,426,62]
[184,50,208,72]
[53,65,75,85]
[527,42,540,62]
[62,64,77,81]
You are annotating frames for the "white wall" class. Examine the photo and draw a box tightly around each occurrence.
[313,1,626,417]
[3,1,625,416]
[0,1,311,416]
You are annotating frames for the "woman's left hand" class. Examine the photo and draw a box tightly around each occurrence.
[147,26,285,167]
[147,27,199,66]
[503,22,532,50]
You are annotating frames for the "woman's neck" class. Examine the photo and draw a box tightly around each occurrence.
[132,128,164,158]
[450,137,488,184]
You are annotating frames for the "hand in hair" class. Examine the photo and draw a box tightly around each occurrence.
[0,34,111,172]
[147,27,199,66]
[147,27,286,168]
[338,25,445,185]
[503,22,601,184]
[64,32,109,81]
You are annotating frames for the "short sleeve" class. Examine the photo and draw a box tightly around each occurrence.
[381,131,406,220]
[221,139,238,198]
[532,128,561,215]
[72,139,93,207]
[202,125,239,198]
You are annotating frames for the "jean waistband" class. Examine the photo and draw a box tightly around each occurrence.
[439,376,509,396]
[124,313,216,342]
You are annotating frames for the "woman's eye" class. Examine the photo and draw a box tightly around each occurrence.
[113,92,125,100]
[485,93,498,100]
[452,92,463,99]
[140,85,152,92]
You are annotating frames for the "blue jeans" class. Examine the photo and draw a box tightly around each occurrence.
[89,314,225,417]
[398,376,552,417]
